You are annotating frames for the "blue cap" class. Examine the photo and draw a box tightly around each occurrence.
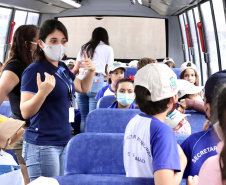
[205,70,226,103]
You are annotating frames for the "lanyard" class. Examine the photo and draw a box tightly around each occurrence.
[55,72,73,107]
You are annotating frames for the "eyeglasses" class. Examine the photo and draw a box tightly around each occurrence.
[30,41,38,45]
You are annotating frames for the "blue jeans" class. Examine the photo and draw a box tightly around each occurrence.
[76,75,104,132]
[76,91,98,132]
[22,142,66,182]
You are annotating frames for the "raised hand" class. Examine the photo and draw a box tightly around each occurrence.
[80,51,96,72]
[37,72,56,96]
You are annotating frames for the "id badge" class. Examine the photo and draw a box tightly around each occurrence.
[69,107,75,123]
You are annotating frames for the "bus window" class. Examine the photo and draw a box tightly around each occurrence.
[193,7,208,85]
[13,10,27,35]
[0,7,12,64]
[179,14,190,62]
[59,17,167,61]
[200,1,219,75]
[187,10,203,84]
[212,0,226,70]
[26,12,39,25]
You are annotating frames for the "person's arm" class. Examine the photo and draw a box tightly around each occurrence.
[154,145,187,185]
[184,98,205,113]
[105,64,108,75]
[71,61,81,75]
[20,72,55,119]
[74,51,95,93]
[0,71,19,104]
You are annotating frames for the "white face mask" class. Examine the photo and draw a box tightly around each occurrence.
[41,40,66,62]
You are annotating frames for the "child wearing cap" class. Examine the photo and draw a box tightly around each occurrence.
[180,61,199,86]
[137,57,157,70]
[123,63,187,184]
[165,109,191,135]
[95,61,126,101]
[163,57,175,68]
[108,78,136,109]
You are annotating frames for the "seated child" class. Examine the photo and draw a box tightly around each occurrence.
[180,61,199,86]
[165,109,191,135]
[137,57,157,70]
[109,78,136,109]
[95,61,126,101]
[178,80,204,103]
[123,63,187,184]
[163,57,176,68]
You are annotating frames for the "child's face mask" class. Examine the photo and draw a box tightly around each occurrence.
[42,40,66,62]
[117,93,134,106]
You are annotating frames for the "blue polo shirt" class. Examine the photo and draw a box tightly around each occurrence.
[180,127,220,178]
[21,59,76,146]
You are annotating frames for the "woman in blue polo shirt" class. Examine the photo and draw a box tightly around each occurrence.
[20,19,95,181]
[109,78,136,109]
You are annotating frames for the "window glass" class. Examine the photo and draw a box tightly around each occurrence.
[179,14,190,62]
[200,1,219,75]
[26,12,39,25]
[187,9,204,85]
[212,0,226,70]
[193,7,207,84]
[0,7,12,63]
[13,10,27,36]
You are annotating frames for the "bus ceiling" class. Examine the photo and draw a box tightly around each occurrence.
[0,0,202,15]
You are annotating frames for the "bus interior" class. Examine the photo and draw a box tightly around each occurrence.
[0,0,225,184]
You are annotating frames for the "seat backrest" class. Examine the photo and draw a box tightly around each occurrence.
[186,110,206,134]
[97,95,116,109]
[64,133,125,175]
[85,108,141,133]
[171,68,180,79]
[0,101,12,117]
[124,67,137,78]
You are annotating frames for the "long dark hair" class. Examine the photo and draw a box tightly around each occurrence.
[218,87,226,181]
[3,25,39,68]
[180,69,199,86]
[36,19,68,62]
[81,27,109,59]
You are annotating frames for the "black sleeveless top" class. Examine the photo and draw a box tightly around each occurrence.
[3,59,30,125]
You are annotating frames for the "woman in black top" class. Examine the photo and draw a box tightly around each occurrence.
[0,24,39,184]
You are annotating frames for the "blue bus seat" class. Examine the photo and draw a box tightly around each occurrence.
[85,109,141,133]
[171,68,180,79]
[124,67,137,78]
[0,101,12,117]
[96,95,115,109]
[64,133,125,175]
[185,110,206,134]
[54,133,187,185]
[54,174,187,185]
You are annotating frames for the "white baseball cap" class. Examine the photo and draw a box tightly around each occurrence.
[107,61,126,74]
[163,57,174,64]
[65,59,76,65]
[178,80,204,98]
[165,109,190,129]
[180,61,197,73]
[134,63,178,102]
[128,60,139,67]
